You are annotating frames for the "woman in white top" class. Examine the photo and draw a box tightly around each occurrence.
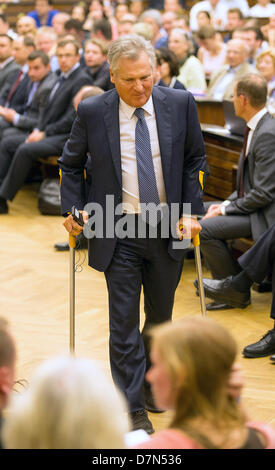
[168,28,207,95]
[249,0,275,18]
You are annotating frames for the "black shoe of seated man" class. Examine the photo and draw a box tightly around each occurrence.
[243,329,275,358]
[206,301,235,311]
[270,354,275,363]
[0,197,8,214]
[130,409,154,435]
[202,276,250,309]
[144,385,165,413]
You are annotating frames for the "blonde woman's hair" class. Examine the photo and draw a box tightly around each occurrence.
[3,356,129,449]
[150,316,246,448]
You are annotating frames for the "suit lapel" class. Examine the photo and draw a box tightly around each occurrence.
[103,89,122,187]
[152,86,172,194]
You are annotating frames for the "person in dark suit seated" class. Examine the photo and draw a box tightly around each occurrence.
[59,34,205,433]
[200,224,275,361]
[0,38,92,215]
[198,73,275,310]
[83,38,114,91]
[0,50,56,139]
[155,47,186,89]
[0,36,35,138]
[0,35,20,95]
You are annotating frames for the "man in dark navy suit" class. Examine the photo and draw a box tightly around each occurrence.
[59,35,206,433]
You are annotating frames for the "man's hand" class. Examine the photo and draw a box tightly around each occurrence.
[63,211,88,237]
[0,107,16,122]
[176,216,202,240]
[202,203,222,220]
[25,130,45,143]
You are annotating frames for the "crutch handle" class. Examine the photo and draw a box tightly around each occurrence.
[69,233,76,249]
[193,233,200,247]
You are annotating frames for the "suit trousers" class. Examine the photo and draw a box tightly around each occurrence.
[0,134,68,201]
[199,201,252,279]
[238,224,275,319]
[104,219,183,412]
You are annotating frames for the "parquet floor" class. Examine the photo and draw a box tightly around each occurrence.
[1,185,275,432]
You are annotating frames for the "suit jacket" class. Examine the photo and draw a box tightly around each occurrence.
[14,72,57,131]
[59,86,206,272]
[0,71,30,113]
[37,65,93,137]
[207,62,255,100]
[225,112,275,241]
[0,59,20,96]
[86,62,114,91]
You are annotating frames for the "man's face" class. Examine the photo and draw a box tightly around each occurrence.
[12,38,33,65]
[84,42,106,67]
[16,17,35,35]
[0,36,12,62]
[226,40,247,67]
[36,34,56,53]
[226,12,243,31]
[0,18,9,35]
[28,57,50,82]
[35,0,50,16]
[240,30,260,54]
[110,51,153,108]
[162,12,176,34]
[56,43,80,73]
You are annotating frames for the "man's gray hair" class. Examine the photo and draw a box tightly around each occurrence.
[140,9,163,27]
[107,34,156,73]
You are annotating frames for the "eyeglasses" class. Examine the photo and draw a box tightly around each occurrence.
[56,53,76,59]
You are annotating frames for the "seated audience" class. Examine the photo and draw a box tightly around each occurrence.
[139,9,168,49]
[163,0,184,14]
[155,47,186,89]
[199,74,275,310]
[16,16,37,39]
[51,12,70,39]
[132,22,154,42]
[2,356,129,449]
[206,38,253,100]
[0,14,16,40]
[0,317,16,449]
[35,26,58,71]
[83,0,107,32]
[0,50,56,141]
[71,2,88,24]
[0,35,20,94]
[196,25,227,80]
[27,0,59,28]
[168,28,206,94]
[0,38,92,215]
[162,11,178,36]
[201,224,275,360]
[190,0,238,32]
[90,18,113,44]
[249,0,275,18]
[196,10,212,30]
[256,48,275,113]
[261,13,275,47]
[0,36,35,138]
[135,316,275,449]
[222,8,244,43]
[84,38,114,90]
[64,19,86,47]
[117,17,136,37]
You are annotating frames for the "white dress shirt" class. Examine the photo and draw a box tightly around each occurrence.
[119,96,167,214]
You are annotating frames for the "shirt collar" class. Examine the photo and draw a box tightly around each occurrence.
[247,107,268,131]
[21,63,29,74]
[119,95,154,120]
[62,62,80,79]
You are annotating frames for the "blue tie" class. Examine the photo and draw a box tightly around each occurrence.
[134,107,160,207]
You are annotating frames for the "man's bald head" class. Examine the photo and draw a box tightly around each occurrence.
[226,38,249,68]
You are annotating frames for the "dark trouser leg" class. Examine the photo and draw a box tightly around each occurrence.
[0,134,27,186]
[104,235,183,412]
[0,137,64,201]
[199,206,252,279]
[238,224,275,320]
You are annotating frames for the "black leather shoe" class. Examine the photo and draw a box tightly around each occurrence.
[0,198,8,214]
[206,301,235,311]
[202,277,250,309]
[144,386,165,413]
[243,329,275,358]
[270,354,275,363]
[130,410,154,434]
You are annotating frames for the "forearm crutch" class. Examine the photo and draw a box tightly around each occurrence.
[193,233,207,317]
[69,233,76,354]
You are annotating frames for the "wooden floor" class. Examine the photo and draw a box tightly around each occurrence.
[1,185,275,432]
